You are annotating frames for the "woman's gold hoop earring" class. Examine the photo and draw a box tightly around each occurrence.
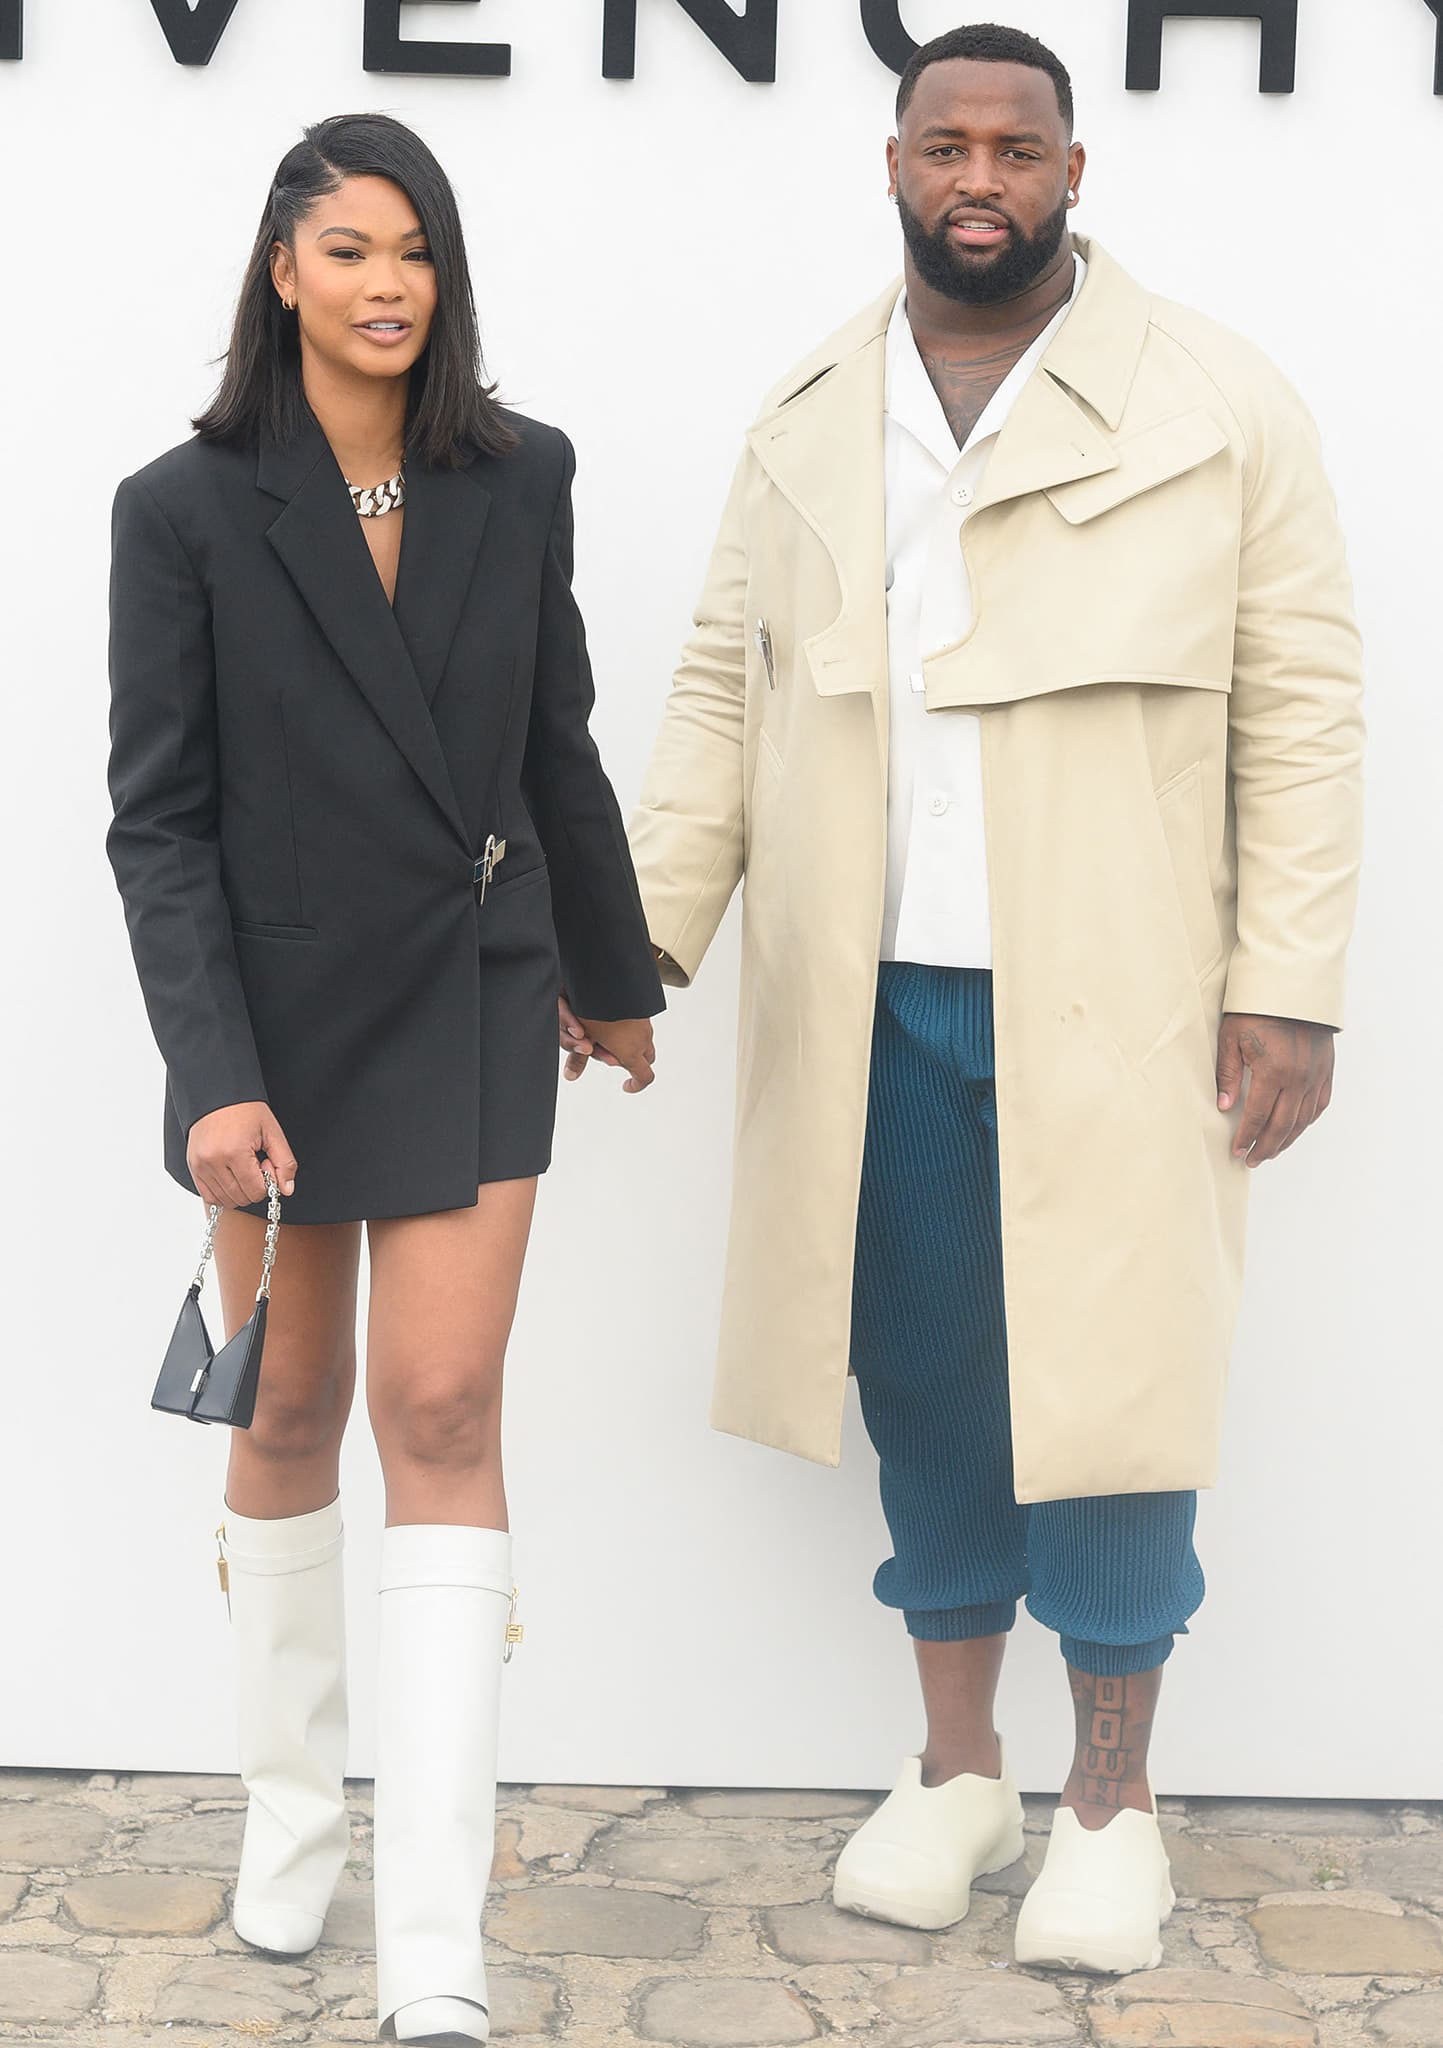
[282,295,296,312]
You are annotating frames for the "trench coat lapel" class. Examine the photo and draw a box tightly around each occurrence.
[259,418,469,845]
[742,238,1156,696]
[972,237,1152,513]
[746,291,895,698]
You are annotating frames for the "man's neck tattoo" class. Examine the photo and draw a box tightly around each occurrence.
[913,270,1073,449]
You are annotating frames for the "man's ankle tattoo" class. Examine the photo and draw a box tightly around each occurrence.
[1069,1670,1153,1809]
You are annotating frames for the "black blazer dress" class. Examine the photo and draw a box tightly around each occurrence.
[106,406,665,1225]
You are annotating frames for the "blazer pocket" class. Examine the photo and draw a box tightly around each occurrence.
[1154,762,1223,982]
[232,919,319,942]
[1045,410,1230,525]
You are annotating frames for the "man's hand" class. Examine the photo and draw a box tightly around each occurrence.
[557,995,656,1093]
[1216,1013,1336,1167]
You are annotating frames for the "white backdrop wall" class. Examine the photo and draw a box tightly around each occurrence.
[2,0,1440,1797]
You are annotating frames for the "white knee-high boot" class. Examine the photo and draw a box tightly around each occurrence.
[220,1496,351,1956]
[373,1525,516,2046]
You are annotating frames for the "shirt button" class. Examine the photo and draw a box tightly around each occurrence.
[929,794,950,817]
[951,482,974,508]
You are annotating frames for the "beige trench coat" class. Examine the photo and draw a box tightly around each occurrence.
[628,237,1364,1503]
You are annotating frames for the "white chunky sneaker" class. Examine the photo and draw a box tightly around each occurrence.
[833,1749,1026,1931]
[1014,1803,1175,1974]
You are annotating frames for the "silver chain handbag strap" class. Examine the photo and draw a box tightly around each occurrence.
[191,1167,282,1301]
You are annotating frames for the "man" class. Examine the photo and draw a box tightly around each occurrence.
[570,23,1363,1974]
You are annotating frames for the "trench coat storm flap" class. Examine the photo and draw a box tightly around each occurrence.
[628,237,1364,1503]
[107,409,664,1226]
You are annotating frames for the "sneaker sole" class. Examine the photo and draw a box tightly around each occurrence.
[832,1825,1027,1932]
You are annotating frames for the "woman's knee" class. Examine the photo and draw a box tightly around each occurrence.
[374,1366,502,1472]
[246,1353,354,1463]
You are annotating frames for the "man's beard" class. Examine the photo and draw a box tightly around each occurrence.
[897,189,1071,305]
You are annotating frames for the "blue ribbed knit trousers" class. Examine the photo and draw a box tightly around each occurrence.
[849,962,1205,1676]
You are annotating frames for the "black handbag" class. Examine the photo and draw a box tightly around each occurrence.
[151,1168,282,1428]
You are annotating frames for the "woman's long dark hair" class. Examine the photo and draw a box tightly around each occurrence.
[194,113,516,465]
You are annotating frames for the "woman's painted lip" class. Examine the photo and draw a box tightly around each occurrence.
[353,322,414,346]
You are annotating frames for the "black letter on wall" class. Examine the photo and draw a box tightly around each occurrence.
[602,0,778,82]
[147,0,243,65]
[364,0,510,77]
[1426,0,1443,95]
[0,0,20,60]
[1126,2,1299,94]
[859,0,919,76]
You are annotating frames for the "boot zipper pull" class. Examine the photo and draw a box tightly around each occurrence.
[215,1524,231,1617]
[504,1583,524,1662]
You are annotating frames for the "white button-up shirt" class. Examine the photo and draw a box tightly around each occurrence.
[881,254,1086,967]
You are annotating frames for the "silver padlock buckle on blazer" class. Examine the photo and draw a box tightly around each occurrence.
[473,833,507,904]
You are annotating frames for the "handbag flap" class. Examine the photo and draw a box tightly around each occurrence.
[152,1286,214,1417]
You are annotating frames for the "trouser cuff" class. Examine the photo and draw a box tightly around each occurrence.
[1061,1632,1176,1676]
[905,1600,1018,1643]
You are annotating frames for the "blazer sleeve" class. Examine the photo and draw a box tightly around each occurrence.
[1222,367,1366,1030]
[625,447,751,989]
[522,432,666,1022]
[105,473,269,1134]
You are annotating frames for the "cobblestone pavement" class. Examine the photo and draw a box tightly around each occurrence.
[2,1770,1441,2047]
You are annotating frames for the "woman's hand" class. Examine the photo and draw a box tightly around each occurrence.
[556,997,656,1092]
[187,1102,298,1208]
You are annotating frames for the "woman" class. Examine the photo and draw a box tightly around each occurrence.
[105,113,663,2048]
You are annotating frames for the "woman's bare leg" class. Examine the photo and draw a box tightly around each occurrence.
[364,1179,538,1527]
[212,1209,363,1518]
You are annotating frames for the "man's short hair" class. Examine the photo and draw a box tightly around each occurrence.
[896,24,1075,137]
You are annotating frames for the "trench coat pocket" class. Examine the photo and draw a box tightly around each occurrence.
[1045,410,1229,525]
[1154,762,1223,982]
[231,919,319,942]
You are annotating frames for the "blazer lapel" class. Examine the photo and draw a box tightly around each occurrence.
[258,419,469,845]
[391,458,492,708]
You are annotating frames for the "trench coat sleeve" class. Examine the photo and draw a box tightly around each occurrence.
[105,474,269,1136]
[1222,372,1365,1031]
[627,451,750,988]
[523,432,666,1023]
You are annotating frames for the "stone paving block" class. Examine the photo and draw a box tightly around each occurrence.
[1103,1969,1311,2014]
[490,1967,565,2034]
[1190,1800,1396,1840]
[1249,1903,1443,1975]
[1368,1989,1443,2042]
[524,1785,667,1816]
[683,1790,875,1821]
[0,1872,26,1918]
[120,1773,243,1804]
[319,1880,375,1950]
[591,1830,830,1906]
[489,1883,706,1959]
[0,1770,94,1800]
[761,1899,932,1965]
[0,1802,111,1870]
[874,1965,1080,2042]
[973,1838,1044,1896]
[0,1949,102,2024]
[1090,2004,1318,2046]
[1166,1835,1315,1900]
[127,1808,245,1873]
[517,1805,611,1867]
[594,1831,776,1889]
[63,1873,226,1937]
[150,1955,322,2026]
[637,1974,817,2044]
[1361,1840,1443,1903]
[494,1816,528,1880]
